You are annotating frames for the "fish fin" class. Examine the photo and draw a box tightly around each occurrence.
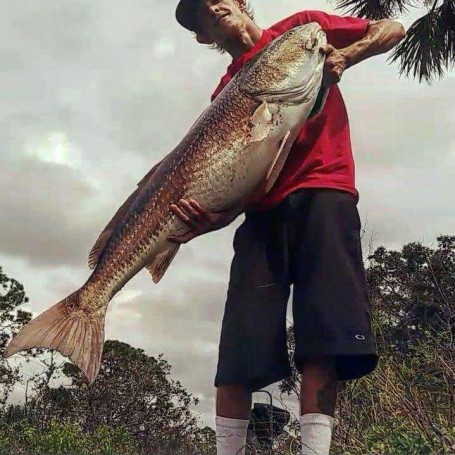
[3,290,105,385]
[88,161,163,269]
[88,188,141,269]
[88,230,115,270]
[265,130,293,193]
[249,101,273,142]
[146,243,181,284]
[242,131,294,207]
[136,160,163,188]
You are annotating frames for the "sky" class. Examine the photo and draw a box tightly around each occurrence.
[1,0,454,430]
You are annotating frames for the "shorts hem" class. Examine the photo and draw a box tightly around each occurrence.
[294,351,379,382]
[214,366,293,393]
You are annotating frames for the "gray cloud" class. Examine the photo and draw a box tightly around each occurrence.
[0,158,97,266]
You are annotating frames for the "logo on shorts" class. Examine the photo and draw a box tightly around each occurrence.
[355,334,366,340]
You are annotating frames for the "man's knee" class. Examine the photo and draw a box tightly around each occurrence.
[216,384,252,419]
[298,355,339,416]
[299,354,338,382]
[217,384,252,402]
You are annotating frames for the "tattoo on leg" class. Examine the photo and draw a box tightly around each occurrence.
[316,378,337,416]
[300,356,339,416]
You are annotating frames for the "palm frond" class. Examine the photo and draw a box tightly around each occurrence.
[333,0,411,20]
[388,9,449,82]
[440,0,455,65]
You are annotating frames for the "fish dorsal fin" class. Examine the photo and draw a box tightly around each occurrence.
[88,186,142,269]
[145,243,180,284]
[249,101,273,142]
[88,161,162,270]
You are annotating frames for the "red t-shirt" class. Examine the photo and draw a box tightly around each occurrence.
[211,11,371,211]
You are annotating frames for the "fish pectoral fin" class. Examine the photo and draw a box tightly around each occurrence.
[265,130,293,193]
[146,243,181,284]
[243,131,294,207]
[249,101,273,143]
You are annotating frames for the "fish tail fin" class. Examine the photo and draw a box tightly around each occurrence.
[3,289,105,385]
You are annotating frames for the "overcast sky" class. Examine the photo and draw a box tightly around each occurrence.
[2,0,454,429]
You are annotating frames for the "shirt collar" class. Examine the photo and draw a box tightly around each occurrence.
[226,29,273,77]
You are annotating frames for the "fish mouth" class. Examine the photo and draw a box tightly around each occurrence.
[215,12,230,26]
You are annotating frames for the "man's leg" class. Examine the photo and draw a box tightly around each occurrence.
[215,385,252,455]
[299,354,338,455]
[214,206,292,455]
[288,190,379,453]
[217,384,252,419]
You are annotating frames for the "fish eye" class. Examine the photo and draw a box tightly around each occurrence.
[305,37,318,50]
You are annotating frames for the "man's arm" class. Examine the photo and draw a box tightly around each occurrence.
[322,19,406,86]
[342,19,406,66]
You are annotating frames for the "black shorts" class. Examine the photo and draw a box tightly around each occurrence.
[214,188,378,393]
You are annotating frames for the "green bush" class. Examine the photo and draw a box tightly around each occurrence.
[365,422,439,455]
[0,419,140,455]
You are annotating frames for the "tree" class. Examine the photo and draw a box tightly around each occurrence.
[0,266,32,409]
[279,236,455,454]
[331,0,455,82]
[47,340,215,454]
[0,267,215,454]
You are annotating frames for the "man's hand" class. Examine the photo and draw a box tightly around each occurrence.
[320,20,406,88]
[168,198,242,244]
[320,44,348,87]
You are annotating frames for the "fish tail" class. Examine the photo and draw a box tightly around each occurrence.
[3,289,105,385]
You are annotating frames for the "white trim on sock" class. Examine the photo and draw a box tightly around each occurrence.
[216,416,250,455]
[300,413,335,455]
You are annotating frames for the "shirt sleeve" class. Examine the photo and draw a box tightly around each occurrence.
[271,11,371,49]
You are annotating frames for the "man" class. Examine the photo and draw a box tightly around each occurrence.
[169,1,405,454]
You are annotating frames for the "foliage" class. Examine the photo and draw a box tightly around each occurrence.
[0,419,140,455]
[0,266,33,409]
[0,267,216,454]
[23,340,215,454]
[279,235,455,454]
[330,0,455,82]
[389,6,452,82]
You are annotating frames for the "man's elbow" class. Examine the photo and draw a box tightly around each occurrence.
[372,19,406,52]
[392,21,406,44]
[395,22,406,43]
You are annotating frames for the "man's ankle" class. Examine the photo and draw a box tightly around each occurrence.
[215,416,250,455]
[300,413,335,455]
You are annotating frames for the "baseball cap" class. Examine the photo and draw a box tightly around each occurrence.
[176,0,246,32]
[176,0,200,32]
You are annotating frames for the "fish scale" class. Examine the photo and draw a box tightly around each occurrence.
[4,23,328,384]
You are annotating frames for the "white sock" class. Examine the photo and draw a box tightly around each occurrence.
[300,413,335,455]
[215,416,250,455]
